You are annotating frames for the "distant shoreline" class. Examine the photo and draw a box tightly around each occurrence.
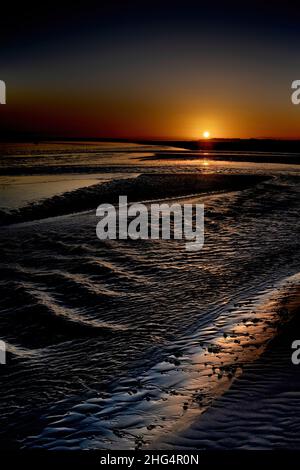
[2,138,300,154]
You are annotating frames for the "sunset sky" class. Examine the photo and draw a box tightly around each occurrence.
[1,1,300,139]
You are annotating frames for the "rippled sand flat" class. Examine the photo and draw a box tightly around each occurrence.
[0,143,299,449]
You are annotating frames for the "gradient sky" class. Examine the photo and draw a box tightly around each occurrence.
[1,0,300,139]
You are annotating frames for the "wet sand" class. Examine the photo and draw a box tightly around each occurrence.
[141,152,300,165]
[161,285,300,450]
[0,143,299,450]
[21,275,300,450]
[0,173,267,226]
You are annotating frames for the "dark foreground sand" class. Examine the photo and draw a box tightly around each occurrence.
[161,288,300,450]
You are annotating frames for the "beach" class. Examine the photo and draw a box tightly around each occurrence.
[0,142,299,450]
[161,286,300,450]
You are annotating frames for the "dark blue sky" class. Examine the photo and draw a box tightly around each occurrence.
[1,1,300,138]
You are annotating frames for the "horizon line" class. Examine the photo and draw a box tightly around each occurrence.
[2,135,300,143]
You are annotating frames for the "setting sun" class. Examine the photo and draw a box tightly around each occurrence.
[203,131,210,139]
